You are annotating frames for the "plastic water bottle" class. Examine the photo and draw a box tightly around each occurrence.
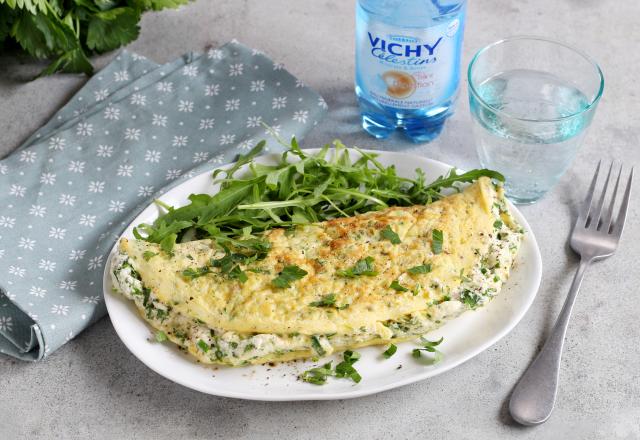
[355,0,467,143]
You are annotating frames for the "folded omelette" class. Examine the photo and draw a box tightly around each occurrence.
[111,177,523,366]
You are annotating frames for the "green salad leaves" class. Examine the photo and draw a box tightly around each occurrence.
[134,137,503,263]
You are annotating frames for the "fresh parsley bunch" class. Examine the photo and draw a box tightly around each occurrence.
[0,0,189,76]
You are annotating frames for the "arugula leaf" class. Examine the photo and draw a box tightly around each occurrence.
[431,229,443,254]
[337,257,377,278]
[135,138,504,260]
[272,265,308,288]
[382,344,397,359]
[380,225,401,244]
[389,280,408,292]
[407,264,432,275]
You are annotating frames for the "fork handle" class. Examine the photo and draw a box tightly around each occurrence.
[509,258,591,425]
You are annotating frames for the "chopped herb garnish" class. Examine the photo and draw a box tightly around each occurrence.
[300,362,334,385]
[493,275,500,282]
[334,350,362,383]
[310,335,326,356]
[300,350,362,385]
[196,339,210,353]
[431,229,443,254]
[383,344,397,359]
[412,337,444,364]
[337,256,377,278]
[493,219,503,229]
[272,265,308,288]
[229,265,248,283]
[143,251,158,261]
[181,266,212,280]
[390,280,408,292]
[154,330,168,342]
[309,294,337,308]
[460,289,481,309]
[381,225,401,244]
[244,343,256,353]
[407,264,432,275]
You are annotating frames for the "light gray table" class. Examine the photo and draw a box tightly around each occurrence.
[1,1,639,439]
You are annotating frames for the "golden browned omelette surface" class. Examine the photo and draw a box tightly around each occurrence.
[111,177,523,365]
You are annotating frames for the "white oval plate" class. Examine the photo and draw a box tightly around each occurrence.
[103,149,542,401]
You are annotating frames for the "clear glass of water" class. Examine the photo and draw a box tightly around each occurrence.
[467,36,604,204]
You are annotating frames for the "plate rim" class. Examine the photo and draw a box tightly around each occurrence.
[103,148,542,401]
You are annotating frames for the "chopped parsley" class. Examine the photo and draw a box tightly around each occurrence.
[382,344,397,359]
[196,339,210,353]
[309,294,337,308]
[244,343,256,353]
[407,264,432,275]
[272,265,308,288]
[431,229,443,254]
[337,256,377,278]
[412,337,444,364]
[154,330,168,342]
[493,219,503,229]
[389,280,408,292]
[300,350,362,385]
[300,362,334,385]
[380,225,401,244]
[334,350,362,383]
[181,266,212,280]
[460,289,481,309]
[310,335,326,356]
[143,251,158,261]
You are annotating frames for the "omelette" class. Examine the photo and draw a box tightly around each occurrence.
[110,177,523,366]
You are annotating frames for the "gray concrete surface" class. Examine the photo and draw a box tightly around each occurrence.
[1,1,639,439]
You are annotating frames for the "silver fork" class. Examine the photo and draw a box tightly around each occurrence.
[509,161,634,426]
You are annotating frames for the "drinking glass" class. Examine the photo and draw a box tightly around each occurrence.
[467,36,604,204]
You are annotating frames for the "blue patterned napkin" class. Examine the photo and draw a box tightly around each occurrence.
[0,41,327,361]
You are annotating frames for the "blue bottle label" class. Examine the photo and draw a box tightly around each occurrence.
[356,18,462,110]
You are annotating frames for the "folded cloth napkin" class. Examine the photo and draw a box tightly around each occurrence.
[0,41,327,361]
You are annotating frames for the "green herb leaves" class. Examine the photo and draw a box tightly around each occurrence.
[337,257,377,278]
[460,289,482,309]
[407,264,432,275]
[154,330,168,342]
[272,265,308,288]
[381,225,401,244]
[431,229,444,254]
[4,0,188,76]
[136,139,502,258]
[142,251,158,261]
[309,294,336,307]
[382,344,397,359]
[389,280,408,292]
[411,337,444,364]
[300,350,362,385]
[493,220,503,229]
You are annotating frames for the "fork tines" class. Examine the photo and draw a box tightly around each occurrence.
[580,161,634,236]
